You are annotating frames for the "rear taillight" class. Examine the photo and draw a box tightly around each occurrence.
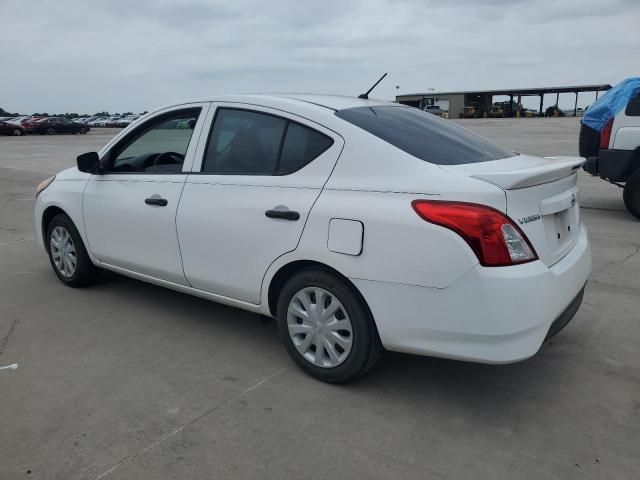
[599,118,614,149]
[411,200,537,267]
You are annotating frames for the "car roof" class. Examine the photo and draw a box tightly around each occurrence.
[267,94,391,111]
[165,94,394,113]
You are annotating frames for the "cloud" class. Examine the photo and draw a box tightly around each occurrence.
[0,0,638,113]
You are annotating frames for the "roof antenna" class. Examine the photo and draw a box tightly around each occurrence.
[358,73,387,99]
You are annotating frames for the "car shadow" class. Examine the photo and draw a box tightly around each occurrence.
[96,269,571,412]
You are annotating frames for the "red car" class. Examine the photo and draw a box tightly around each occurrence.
[0,121,26,136]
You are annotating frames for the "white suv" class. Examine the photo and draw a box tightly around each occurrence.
[581,92,640,218]
[35,94,591,382]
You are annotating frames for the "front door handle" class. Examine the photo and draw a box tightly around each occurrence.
[265,208,300,221]
[145,196,168,206]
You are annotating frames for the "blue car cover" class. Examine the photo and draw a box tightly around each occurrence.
[582,77,640,132]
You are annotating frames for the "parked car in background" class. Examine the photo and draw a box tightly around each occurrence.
[581,78,640,219]
[88,118,108,127]
[545,106,565,117]
[76,117,97,125]
[29,117,88,135]
[488,106,505,118]
[35,94,590,382]
[112,116,139,128]
[6,115,31,126]
[0,120,26,136]
[6,115,44,129]
[461,106,479,118]
[424,105,444,116]
[121,115,140,127]
[23,116,46,129]
[101,117,121,127]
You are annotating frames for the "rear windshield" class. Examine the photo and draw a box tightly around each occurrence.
[335,105,515,165]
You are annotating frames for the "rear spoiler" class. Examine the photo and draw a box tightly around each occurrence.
[470,157,584,190]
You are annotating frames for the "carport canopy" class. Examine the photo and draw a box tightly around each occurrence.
[397,84,612,117]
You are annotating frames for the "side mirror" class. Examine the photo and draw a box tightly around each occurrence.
[77,152,101,174]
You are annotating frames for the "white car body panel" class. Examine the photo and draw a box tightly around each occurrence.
[82,102,210,284]
[613,126,640,150]
[84,177,188,284]
[327,219,363,256]
[610,105,640,150]
[442,155,583,267]
[35,168,91,251]
[287,188,480,289]
[176,102,345,304]
[354,224,590,362]
[35,94,592,365]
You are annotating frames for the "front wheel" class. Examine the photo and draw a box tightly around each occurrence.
[47,127,55,135]
[276,269,382,383]
[46,213,98,287]
[12,128,23,136]
[623,168,640,220]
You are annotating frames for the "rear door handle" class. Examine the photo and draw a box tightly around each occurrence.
[265,208,300,221]
[145,196,168,207]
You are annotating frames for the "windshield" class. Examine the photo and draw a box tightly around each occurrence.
[335,105,515,165]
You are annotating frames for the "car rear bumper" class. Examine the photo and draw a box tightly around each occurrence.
[584,149,639,181]
[352,223,591,364]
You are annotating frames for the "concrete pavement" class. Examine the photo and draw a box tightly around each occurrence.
[0,119,638,480]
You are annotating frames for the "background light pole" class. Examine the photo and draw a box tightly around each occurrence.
[395,85,400,101]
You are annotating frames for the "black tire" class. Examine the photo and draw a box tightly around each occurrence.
[47,127,55,135]
[80,127,87,134]
[13,128,23,136]
[623,168,640,220]
[276,268,383,383]
[45,213,98,287]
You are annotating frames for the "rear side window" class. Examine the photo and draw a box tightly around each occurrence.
[626,95,640,116]
[278,122,334,174]
[202,108,333,175]
[335,105,515,165]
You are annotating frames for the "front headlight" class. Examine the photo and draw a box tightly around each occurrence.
[36,176,55,197]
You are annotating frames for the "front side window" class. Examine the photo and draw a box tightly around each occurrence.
[202,108,333,175]
[108,109,200,173]
[335,105,515,165]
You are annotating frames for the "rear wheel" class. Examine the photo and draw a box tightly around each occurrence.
[623,168,640,220]
[12,128,23,136]
[47,127,55,135]
[46,214,98,287]
[276,268,382,383]
[80,127,87,134]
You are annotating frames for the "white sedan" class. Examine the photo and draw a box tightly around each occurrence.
[35,94,591,382]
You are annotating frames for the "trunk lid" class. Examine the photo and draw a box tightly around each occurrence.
[440,155,584,267]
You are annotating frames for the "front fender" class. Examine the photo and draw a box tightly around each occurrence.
[35,177,94,261]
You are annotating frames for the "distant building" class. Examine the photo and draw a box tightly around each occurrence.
[396,84,611,118]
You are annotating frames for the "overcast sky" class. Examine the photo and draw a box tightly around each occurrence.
[1,0,638,114]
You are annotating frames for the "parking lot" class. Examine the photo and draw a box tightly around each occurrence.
[1,118,638,479]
